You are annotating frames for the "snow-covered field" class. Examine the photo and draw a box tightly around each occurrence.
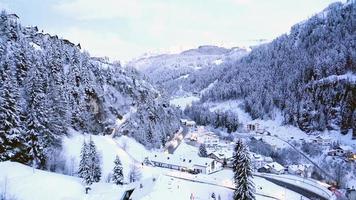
[0,129,310,200]
[0,161,125,200]
[1,120,353,200]
[207,100,252,124]
[169,96,200,110]
[62,129,149,183]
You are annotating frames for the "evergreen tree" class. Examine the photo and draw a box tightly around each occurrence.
[198,144,208,157]
[24,111,46,169]
[0,60,27,163]
[232,140,255,200]
[23,62,48,169]
[78,141,91,185]
[87,138,101,183]
[78,138,102,185]
[112,155,124,185]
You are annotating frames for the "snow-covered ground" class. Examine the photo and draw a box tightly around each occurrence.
[257,173,333,199]
[207,100,252,124]
[62,129,149,183]
[0,160,314,200]
[1,118,353,200]
[0,161,125,200]
[169,96,200,110]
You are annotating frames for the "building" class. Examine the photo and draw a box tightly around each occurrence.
[202,133,219,147]
[258,162,285,174]
[208,148,234,165]
[287,164,312,177]
[312,136,332,146]
[180,119,196,127]
[328,145,353,157]
[148,153,222,174]
[190,131,219,147]
[346,152,356,162]
[250,153,273,170]
[246,123,260,132]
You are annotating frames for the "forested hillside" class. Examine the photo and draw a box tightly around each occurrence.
[0,11,180,169]
[199,2,355,135]
[129,45,248,97]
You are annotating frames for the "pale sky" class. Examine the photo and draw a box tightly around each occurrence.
[0,0,343,62]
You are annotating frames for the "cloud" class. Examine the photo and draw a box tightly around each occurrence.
[231,0,252,5]
[56,27,143,62]
[0,1,11,12]
[54,0,142,20]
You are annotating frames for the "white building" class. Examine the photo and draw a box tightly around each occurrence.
[258,162,285,174]
[180,119,196,127]
[190,131,220,147]
[202,133,219,147]
[148,153,222,174]
[312,136,332,146]
[328,145,353,156]
[250,153,273,170]
[288,164,312,177]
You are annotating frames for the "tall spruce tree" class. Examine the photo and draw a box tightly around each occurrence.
[78,141,90,185]
[23,63,48,169]
[112,155,124,185]
[0,59,28,163]
[87,138,101,183]
[198,144,208,157]
[232,140,255,200]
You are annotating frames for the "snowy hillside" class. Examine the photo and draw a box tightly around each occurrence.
[0,11,180,170]
[128,45,248,97]
[198,2,356,135]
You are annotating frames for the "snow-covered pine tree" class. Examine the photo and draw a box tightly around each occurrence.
[87,137,101,183]
[78,141,91,185]
[232,140,255,200]
[112,155,124,185]
[198,144,208,157]
[0,59,28,163]
[23,62,48,169]
[24,112,46,169]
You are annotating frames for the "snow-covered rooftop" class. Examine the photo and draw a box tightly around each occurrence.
[149,153,215,169]
[266,162,285,171]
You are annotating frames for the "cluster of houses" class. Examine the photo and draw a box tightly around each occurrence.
[327,145,356,162]
[188,127,220,148]
[257,162,313,177]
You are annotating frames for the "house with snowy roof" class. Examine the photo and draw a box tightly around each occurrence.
[250,153,273,170]
[148,153,222,174]
[312,136,332,146]
[328,145,353,157]
[258,162,285,174]
[180,119,196,127]
[287,164,312,177]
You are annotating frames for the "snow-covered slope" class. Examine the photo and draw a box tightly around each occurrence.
[61,129,150,183]
[0,11,181,164]
[128,45,248,97]
[0,161,125,200]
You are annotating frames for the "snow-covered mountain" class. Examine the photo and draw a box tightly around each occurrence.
[0,11,180,168]
[133,2,355,137]
[128,45,249,97]
[199,1,355,135]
